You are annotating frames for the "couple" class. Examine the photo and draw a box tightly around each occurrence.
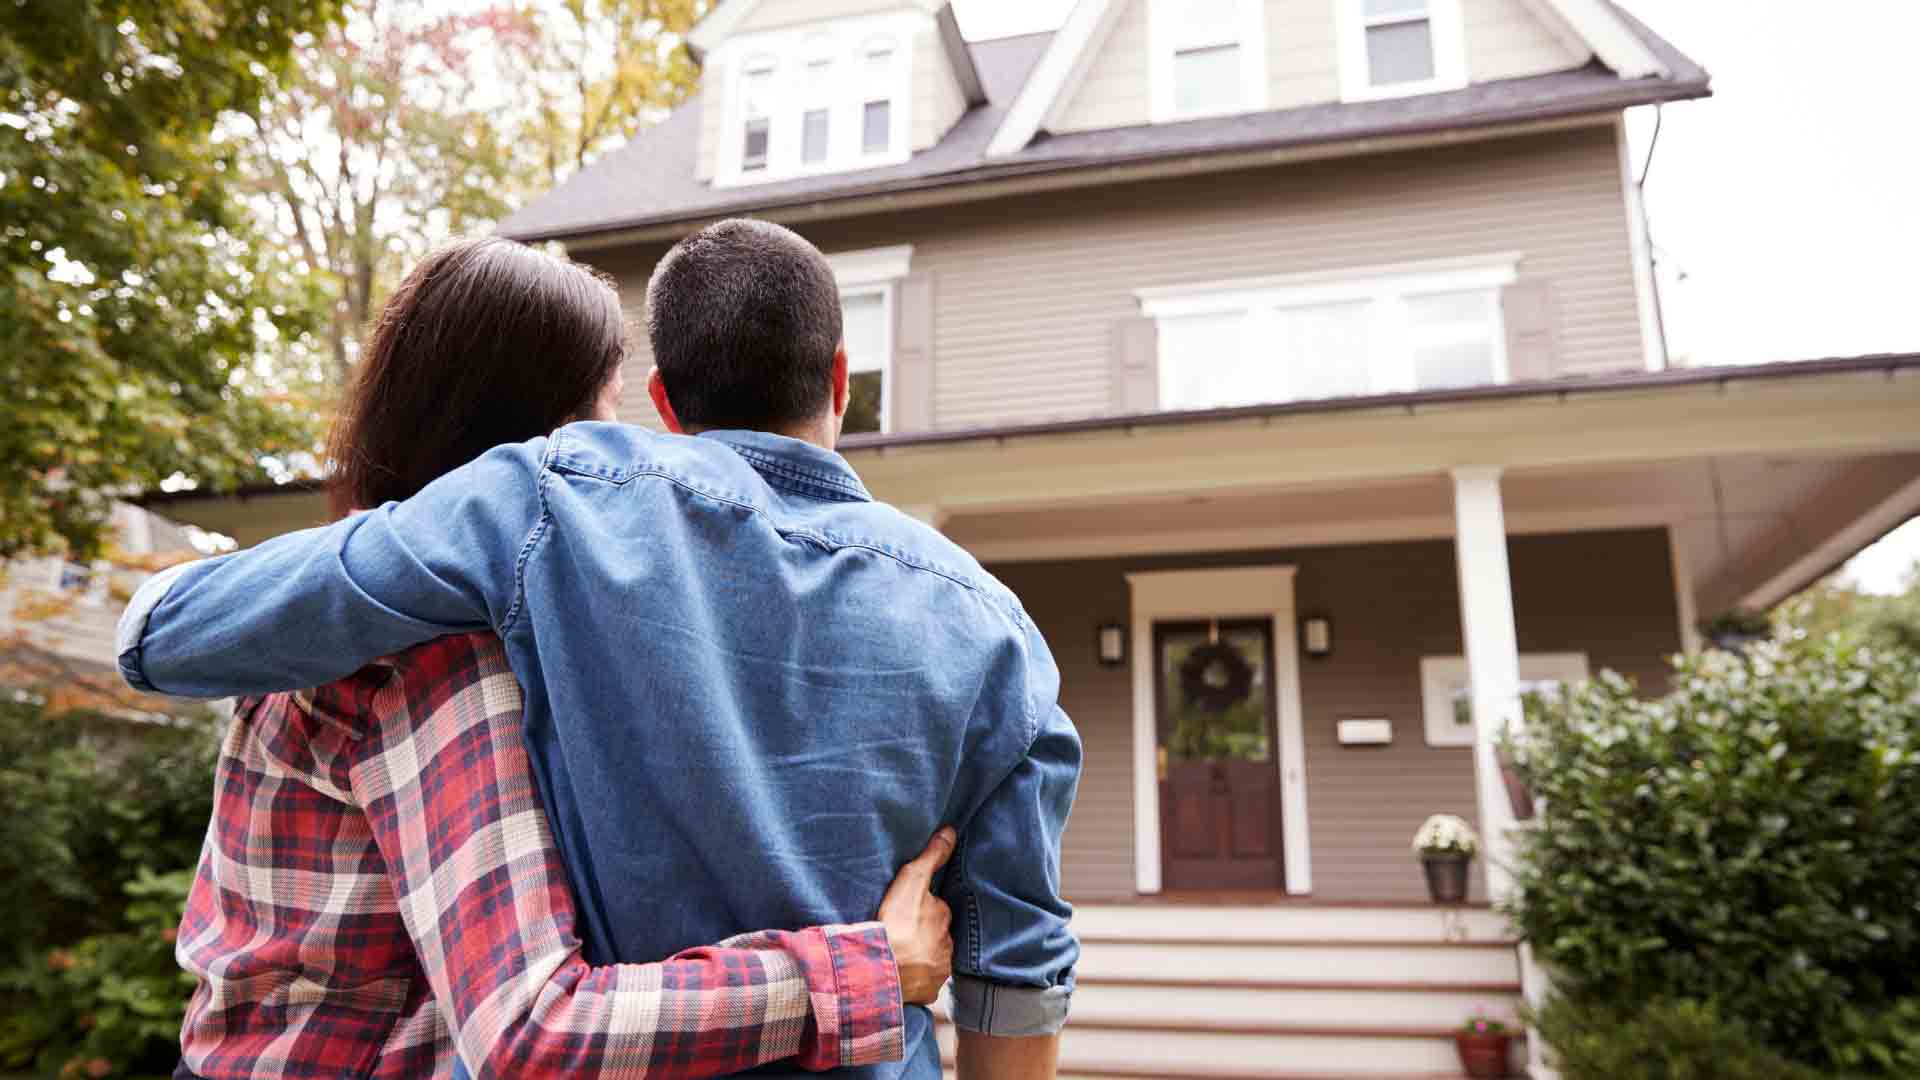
[118,220,1081,1079]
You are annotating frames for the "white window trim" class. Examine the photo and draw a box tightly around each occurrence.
[1421,651,1589,748]
[1126,567,1311,895]
[1137,254,1519,409]
[712,11,921,188]
[826,245,912,434]
[1147,0,1268,123]
[1335,0,1469,103]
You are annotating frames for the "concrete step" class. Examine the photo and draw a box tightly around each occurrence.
[936,1018,1520,1077]
[1073,938,1522,985]
[1065,976,1521,1028]
[1071,904,1513,945]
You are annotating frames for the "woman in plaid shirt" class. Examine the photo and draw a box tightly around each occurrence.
[174,238,953,1079]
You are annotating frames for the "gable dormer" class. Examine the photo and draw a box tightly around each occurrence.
[688,0,984,187]
[1039,0,1599,136]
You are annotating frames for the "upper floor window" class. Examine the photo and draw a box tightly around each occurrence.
[740,59,776,172]
[1138,256,1516,412]
[826,244,914,434]
[1149,0,1266,122]
[716,16,914,187]
[1340,0,1466,100]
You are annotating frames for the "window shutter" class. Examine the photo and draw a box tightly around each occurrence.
[1111,317,1160,415]
[891,272,936,432]
[1502,282,1558,384]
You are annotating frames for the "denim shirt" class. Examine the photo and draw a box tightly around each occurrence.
[118,425,1081,1078]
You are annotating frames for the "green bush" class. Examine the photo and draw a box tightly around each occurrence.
[1528,996,1825,1080]
[0,695,218,1078]
[1504,631,1920,1075]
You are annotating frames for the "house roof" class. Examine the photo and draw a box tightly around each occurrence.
[499,4,1708,245]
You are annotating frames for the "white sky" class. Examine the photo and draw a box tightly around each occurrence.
[952,0,1920,594]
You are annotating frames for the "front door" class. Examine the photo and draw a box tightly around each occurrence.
[1154,620,1284,891]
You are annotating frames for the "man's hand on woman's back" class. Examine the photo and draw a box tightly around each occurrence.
[877,827,957,1004]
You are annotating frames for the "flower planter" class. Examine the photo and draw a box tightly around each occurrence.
[1421,852,1471,904]
[1455,1031,1513,1077]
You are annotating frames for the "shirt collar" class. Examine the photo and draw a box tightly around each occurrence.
[698,429,873,503]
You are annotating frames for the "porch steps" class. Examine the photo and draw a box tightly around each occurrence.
[938,904,1525,1078]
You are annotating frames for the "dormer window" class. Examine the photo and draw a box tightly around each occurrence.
[740,59,776,172]
[1339,0,1466,101]
[1148,0,1266,123]
[861,42,897,156]
[716,15,914,186]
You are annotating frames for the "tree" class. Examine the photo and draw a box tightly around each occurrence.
[240,0,707,381]
[0,0,342,559]
[1784,555,1920,654]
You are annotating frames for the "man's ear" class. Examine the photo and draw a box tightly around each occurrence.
[830,343,850,421]
[647,367,686,434]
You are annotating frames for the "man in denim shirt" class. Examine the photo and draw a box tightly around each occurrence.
[118,221,1080,1079]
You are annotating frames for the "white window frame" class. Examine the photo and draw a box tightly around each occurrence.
[713,12,920,188]
[1136,253,1520,411]
[1147,0,1268,123]
[1421,652,1590,748]
[1336,0,1469,102]
[825,244,913,435]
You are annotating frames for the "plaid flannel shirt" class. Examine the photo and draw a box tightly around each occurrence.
[175,631,905,1078]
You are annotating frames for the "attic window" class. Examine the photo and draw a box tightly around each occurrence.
[741,60,776,171]
[1150,0,1265,122]
[1340,0,1466,100]
[861,42,897,156]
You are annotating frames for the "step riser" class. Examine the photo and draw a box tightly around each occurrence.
[937,1025,1511,1076]
[1075,942,1521,984]
[1072,905,1512,944]
[1063,984,1521,1028]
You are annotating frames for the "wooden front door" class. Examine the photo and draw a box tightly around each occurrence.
[1155,620,1284,891]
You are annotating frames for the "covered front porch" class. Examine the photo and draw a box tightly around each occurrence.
[843,357,1920,908]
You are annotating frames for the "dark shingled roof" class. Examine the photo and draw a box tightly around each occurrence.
[500,7,1708,244]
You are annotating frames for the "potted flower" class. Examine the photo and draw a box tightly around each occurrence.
[1412,813,1478,904]
[1454,1010,1514,1077]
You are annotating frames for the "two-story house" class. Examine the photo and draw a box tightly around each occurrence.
[142,0,1920,1074]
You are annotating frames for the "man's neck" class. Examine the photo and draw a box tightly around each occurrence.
[684,418,836,451]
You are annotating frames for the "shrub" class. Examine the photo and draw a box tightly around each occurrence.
[1504,630,1920,1075]
[0,695,218,1078]
[1528,996,1825,1080]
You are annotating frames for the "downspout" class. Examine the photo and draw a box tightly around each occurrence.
[1637,106,1672,369]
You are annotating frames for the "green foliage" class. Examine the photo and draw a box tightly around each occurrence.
[0,869,196,1080]
[0,696,217,951]
[1786,561,1920,656]
[1,0,340,559]
[1528,996,1826,1080]
[1504,632,1920,1075]
[0,697,217,1076]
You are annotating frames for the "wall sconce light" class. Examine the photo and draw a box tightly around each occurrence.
[1096,622,1128,667]
[1301,614,1333,659]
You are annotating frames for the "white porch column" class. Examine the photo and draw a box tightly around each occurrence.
[1451,466,1555,1078]
[1449,467,1523,898]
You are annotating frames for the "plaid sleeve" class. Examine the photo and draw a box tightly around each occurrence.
[347,634,906,1078]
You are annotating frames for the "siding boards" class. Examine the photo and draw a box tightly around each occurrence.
[992,528,1681,901]
[1052,0,1150,133]
[592,127,1641,433]
[913,27,967,151]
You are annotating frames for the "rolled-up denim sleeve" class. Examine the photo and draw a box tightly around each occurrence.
[944,681,1083,1036]
[117,439,547,698]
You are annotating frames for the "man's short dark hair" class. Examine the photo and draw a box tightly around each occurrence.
[645,219,842,431]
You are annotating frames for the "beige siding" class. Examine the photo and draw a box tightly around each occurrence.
[694,60,726,183]
[992,527,1682,901]
[1467,0,1588,81]
[1053,0,1583,135]
[913,27,966,151]
[594,126,1644,432]
[737,0,911,34]
[1052,0,1150,133]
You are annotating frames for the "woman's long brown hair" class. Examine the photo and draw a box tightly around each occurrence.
[326,238,628,518]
